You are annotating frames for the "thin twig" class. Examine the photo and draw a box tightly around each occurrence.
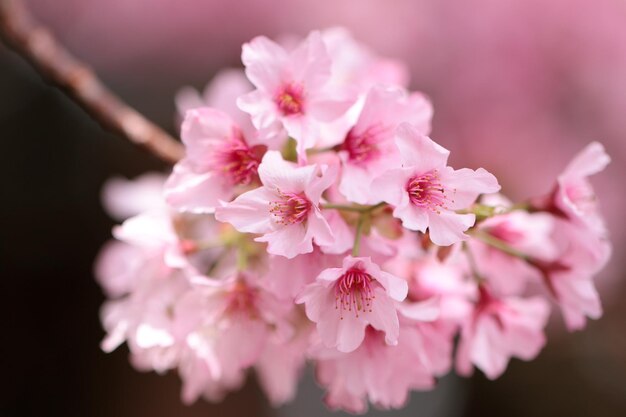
[0,0,184,164]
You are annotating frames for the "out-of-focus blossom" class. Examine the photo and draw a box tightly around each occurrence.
[456,286,550,380]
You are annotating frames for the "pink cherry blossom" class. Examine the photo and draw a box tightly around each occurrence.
[313,325,435,413]
[176,272,291,404]
[535,218,611,331]
[100,269,190,373]
[469,209,557,295]
[165,108,266,213]
[338,85,433,204]
[297,256,408,352]
[238,31,353,156]
[372,123,500,245]
[554,141,610,235]
[456,286,550,380]
[215,151,337,258]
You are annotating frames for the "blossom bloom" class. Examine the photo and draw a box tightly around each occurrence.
[537,218,611,331]
[456,286,550,379]
[337,85,433,204]
[215,151,337,258]
[314,325,436,413]
[238,31,353,157]
[297,256,408,352]
[553,141,610,235]
[372,123,501,245]
[165,108,266,213]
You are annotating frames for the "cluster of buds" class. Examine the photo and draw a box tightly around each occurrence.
[95,28,611,413]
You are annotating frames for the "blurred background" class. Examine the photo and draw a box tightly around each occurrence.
[2,0,625,416]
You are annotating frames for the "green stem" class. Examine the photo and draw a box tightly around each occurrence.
[321,202,386,214]
[352,214,366,257]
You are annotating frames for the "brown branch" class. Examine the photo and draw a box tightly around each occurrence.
[0,0,184,164]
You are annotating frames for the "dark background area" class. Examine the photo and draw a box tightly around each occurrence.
[2,1,626,415]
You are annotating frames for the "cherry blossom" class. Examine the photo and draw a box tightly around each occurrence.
[238,31,353,156]
[297,256,408,352]
[215,151,337,258]
[553,141,610,235]
[165,108,267,213]
[338,85,433,204]
[372,123,500,245]
[456,286,550,380]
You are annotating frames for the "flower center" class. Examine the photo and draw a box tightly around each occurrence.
[269,191,311,225]
[340,125,384,165]
[275,83,305,116]
[406,170,447,212]
[335,267,376,318]
[225,280,258,318]
[212,133,263,185]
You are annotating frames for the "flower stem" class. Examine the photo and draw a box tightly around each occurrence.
[352,214,366,257]
[321,202,386,214]
[469,230,529,260]
[462,242,484,283]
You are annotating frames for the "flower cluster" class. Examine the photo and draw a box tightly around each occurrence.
[96,28,611,413]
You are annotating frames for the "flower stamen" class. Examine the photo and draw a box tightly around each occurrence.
[334,266,376,318]
[270,191,311,225]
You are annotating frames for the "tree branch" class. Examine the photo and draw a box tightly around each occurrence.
[0,0,184,164]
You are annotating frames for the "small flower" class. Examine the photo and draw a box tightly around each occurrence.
[534,218,611,331]
[337,85,433,204]
[238,31,353,156]
[313,325,436,413]
[165,108,266,213]
[469,208,557,295]
[297,256,408,352]
[215,151,336,258]
[371,123,500,245]
[456,286,550,380]
[554,142,610,235]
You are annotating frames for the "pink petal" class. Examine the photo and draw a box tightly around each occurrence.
[376,271,408,302]
[256,223,313,259]
[426,211,475,246]
[367,288,401,346]
[181,108,236,166]
[393,201,429,232]
[370,167,412,205]
[241,36,288,92]
[442,167,501,210]
[214,187,274,234]
[395,123,449,171]
[258,151,317,193]
[561,141,611,180]
[289,31,332,91]
[308,209,335,248]
[165,162,231,213]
